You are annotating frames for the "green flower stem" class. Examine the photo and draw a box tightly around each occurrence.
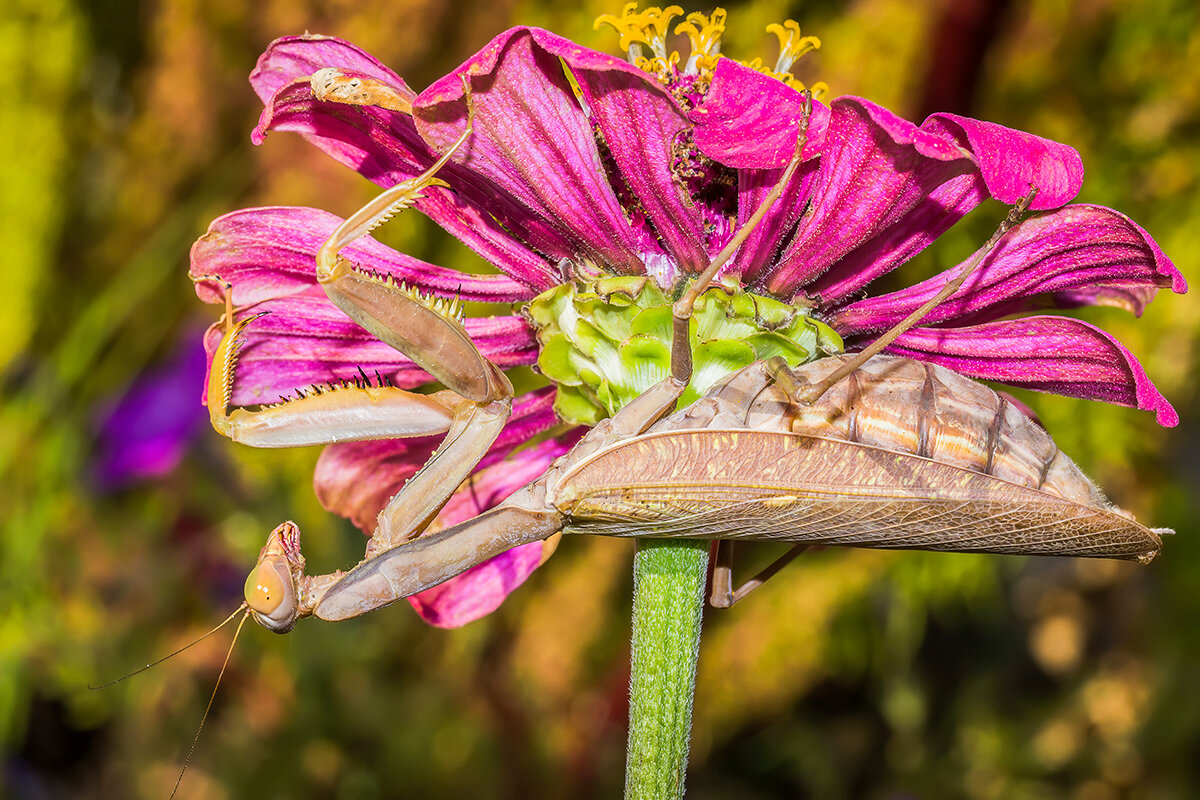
[625,538,709,800]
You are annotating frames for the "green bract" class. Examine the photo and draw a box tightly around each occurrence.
[525,277,843,425]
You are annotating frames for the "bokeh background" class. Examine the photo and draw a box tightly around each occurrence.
[3,0,1198,797]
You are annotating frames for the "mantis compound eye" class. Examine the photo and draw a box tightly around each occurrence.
[244,558,299,633]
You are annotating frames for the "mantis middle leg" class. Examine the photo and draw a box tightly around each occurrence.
[708,184,1042,606]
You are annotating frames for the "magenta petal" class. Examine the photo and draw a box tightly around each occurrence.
[801,171,986,304]
[553,36,706,271]
[765,97,974,296]
[923,113,1084,210]
[415,28,646,274]
[202,296,538,406]
[833,204,1185,333]
[190,207,537,305]
[691,58,828,169]
[886,317,1178,426]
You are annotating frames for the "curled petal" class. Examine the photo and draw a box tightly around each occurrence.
[416,28,648,274]
[833,205,1185,333]
[885,317,1178,426]
[190,207,537,305]
[765,97,974,296]
[923,113,1084,210]
[691,58,828,169]
[251,37,426,170]
[202,296,538,406]
[798,108,1087,303]
[251,35,409,106]
[252,43,563,289]
[778,106,1088,303]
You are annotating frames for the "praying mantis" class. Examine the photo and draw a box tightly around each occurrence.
[198,79,1166,637]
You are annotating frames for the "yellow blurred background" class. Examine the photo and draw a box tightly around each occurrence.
[2,1,1197,797]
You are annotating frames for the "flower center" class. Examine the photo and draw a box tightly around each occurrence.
[525,277,842,426]
[595,4,826,97]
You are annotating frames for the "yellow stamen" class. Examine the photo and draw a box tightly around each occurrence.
[674,9,726,75]
[735,20,825,97]
[595,4,684,63]
[634,51,681,80]
[766,21,821,74]
[595,5,827,96]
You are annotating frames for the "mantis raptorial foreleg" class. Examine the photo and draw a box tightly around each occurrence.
[201,104,527,630]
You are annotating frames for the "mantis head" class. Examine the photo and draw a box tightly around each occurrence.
[244,521,305,633]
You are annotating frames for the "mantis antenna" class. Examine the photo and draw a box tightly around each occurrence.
[88,602,248,689]
[89,603,251,799]
[169,609,251,800]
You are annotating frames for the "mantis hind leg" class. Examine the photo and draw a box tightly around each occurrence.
[796,188,1040,404]
[708,541,813,608]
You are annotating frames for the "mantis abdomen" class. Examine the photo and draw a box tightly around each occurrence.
[550,356,1164,562]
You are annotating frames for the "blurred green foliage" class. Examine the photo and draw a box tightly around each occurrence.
[1,1,1197,798]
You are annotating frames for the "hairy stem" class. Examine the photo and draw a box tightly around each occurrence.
[625,539,709,800]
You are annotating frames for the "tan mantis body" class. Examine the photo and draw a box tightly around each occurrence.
[207,75,1165,634]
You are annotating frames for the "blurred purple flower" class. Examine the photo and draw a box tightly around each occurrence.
[94,333,209,489]
[190,11,1184,626]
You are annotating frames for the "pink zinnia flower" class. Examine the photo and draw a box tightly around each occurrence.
[191,9,1183,628]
